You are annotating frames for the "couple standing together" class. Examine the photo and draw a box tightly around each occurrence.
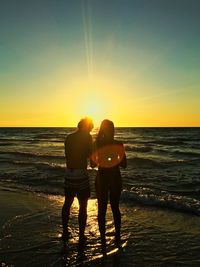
[61,118,127,250]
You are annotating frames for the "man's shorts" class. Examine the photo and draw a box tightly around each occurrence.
[64,169,90,199]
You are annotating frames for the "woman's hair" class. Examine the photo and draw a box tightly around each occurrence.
[96,119,114,147]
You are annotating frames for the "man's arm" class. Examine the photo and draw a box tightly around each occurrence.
[88,135,93,157]
[89,140,97,168]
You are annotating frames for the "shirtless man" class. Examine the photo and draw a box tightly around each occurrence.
[61,118,93,247]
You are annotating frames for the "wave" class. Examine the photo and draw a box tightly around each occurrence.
[33,133,66,139]
[125,145,152,152]
[1,171,200,216]
[127,156,200,169]
[0,138,13,142]
[0,138,37,142]
[172,150,200,157]
[0,167,96,197]
[153,148,200,158]
[29,139,63,143]
[172,136,200,142]
[127,157,166,168]
[0,143,14,146]
[121,186,200,215]
[144,140,186,146]
[0,177,64,196]
[0,151,65,160]
[0,159,65,172]
[0,138,63,144]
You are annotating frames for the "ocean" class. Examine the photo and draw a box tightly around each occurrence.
[0,127,200,266]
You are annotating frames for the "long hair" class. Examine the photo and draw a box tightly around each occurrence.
[96,119,114,147]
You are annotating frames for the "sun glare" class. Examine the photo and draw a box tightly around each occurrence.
[75,87,110,125]
[61,76,126,127]
[82,99,103,121]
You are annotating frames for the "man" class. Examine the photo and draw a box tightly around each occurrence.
[61,117,93,247]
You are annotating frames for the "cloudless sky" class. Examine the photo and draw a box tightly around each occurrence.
[0,0,200,126]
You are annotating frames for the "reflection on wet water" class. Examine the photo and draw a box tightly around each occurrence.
[1,193,200,266]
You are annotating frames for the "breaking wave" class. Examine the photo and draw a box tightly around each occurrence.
[121,186,200,215]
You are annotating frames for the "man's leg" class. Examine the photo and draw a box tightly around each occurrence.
[77,197,88,240]
[61,195,74,241]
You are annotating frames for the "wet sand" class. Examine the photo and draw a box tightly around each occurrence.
[0,185,200,267]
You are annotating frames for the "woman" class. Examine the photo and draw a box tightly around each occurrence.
[91,119,127,248]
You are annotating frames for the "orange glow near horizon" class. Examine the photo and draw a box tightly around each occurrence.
[1,72,200,127]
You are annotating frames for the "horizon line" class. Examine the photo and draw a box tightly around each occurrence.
[0,126,199,128]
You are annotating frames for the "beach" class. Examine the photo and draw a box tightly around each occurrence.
[1,0,200,265]
[0,127,200,266]
[1,184,200,267]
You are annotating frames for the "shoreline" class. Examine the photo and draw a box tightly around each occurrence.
[1,185,200,266]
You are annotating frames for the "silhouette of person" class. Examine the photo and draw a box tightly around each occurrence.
[62,117,94,247]
[91,119,127,249]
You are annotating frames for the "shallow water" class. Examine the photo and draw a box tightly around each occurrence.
[0,187,200,267]
[0,127,200,211]
[0,127,200,266]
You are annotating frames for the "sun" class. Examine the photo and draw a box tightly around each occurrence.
[65,77,121,127]
[76,89,110,126]
[83,101,103,119]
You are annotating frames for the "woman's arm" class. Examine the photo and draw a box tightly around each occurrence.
[119,144,127,168]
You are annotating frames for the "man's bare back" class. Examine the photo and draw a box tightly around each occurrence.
[62,118,94,247]
[64,130,92,169]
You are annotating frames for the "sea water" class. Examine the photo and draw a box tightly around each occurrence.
[0,127,200,266]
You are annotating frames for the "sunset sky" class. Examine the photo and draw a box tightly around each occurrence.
[0,0,200,127]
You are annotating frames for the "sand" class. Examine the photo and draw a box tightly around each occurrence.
[1,185,200,267]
